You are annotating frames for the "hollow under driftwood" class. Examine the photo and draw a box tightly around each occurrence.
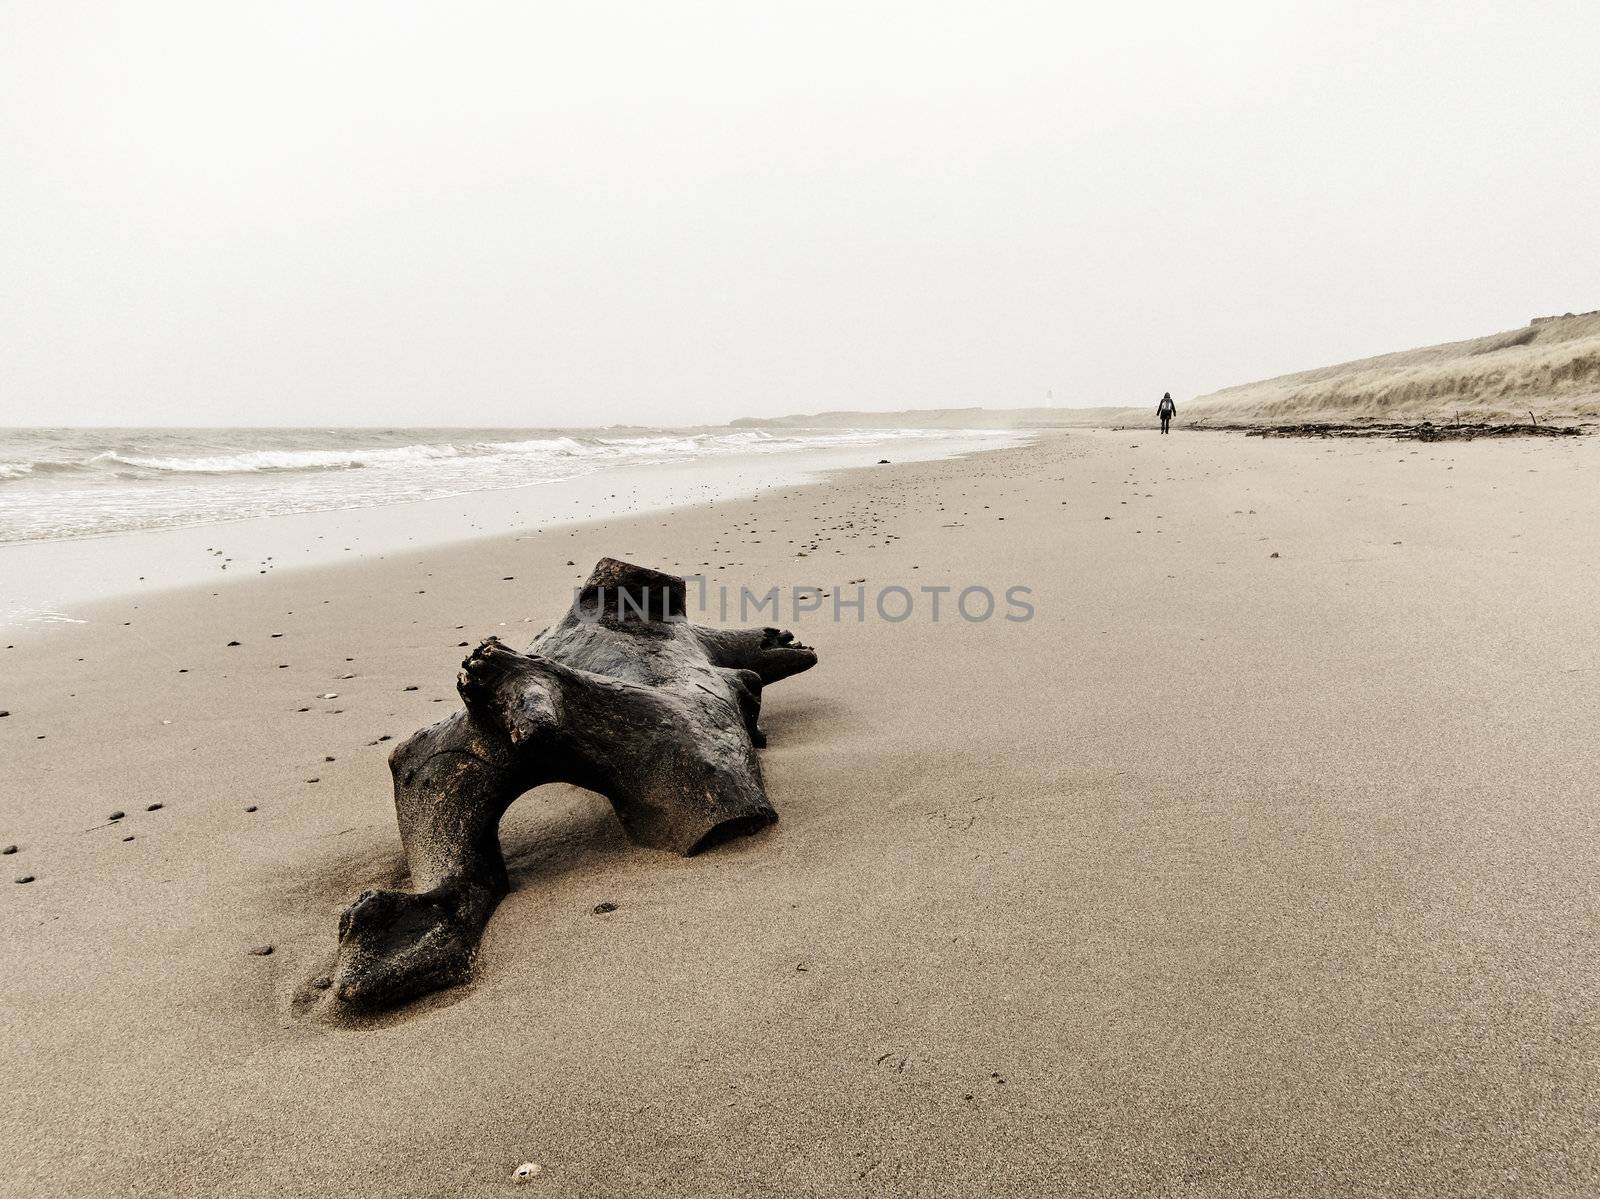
[329,558,817,1010]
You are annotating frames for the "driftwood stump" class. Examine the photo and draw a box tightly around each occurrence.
[330,559,817,1010]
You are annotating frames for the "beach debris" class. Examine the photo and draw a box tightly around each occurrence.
[108,810,126,821]
[247,945,274,956]
[592,900,618,914]
[320,693,339,700]
[1245,419,1581,441]
[146,803,163,811]
[1,845,15,854]
[513,1163,542,1183]
[329,558,817,1012]
[0,710,9,718]
[227,640,241,647]
[15,875,35,884]
[245,805,258,812]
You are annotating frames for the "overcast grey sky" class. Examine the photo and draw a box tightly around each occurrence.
[3,0,1597,427]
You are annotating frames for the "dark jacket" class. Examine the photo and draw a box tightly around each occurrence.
[1157,395,1176,417]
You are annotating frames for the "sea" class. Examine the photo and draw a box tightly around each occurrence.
[0,425,1010,545]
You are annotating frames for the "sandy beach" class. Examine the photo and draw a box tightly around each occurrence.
[3,428,1597,1197]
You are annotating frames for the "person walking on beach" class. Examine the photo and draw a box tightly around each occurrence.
[1157,391,1177,434]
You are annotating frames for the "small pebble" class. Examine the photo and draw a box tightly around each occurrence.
[247,945,274,956]
[15,875,35,884]
[226,640,241,647]
[146,803,163,812]
[513,1163,542,1184]
[592,900,618,914]
[1,845,15,854]
[312,976,333,990]
[244,805,258,812]
[109,810,126,821]
[122,835,135,842]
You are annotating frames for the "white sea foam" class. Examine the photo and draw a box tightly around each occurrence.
[0,425,1019,544]
[97,443,463,474]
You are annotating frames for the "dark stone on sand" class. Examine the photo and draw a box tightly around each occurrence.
[0,710,9,718]
[329,557,816,1013]
[404,685,418,691]
[312,976,333,990]
[146,803,163,812]
[123,835,135,842]
[1,845,14,854]
[15,875,35,884]
[227,640,241,647]
[109,811,125,821]
[248,945,274,956]
[878,459,890,464]
[592,900,619,914]
[245,805,258,812]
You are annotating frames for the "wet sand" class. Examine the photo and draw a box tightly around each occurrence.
[2,429,1597,1197]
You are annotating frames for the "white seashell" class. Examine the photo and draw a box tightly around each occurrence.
[513,1162,542,1183]
[320,692,339,699]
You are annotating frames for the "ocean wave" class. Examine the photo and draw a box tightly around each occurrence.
[94,444,464,474]
[0,426,1007,486]
[479,436,589,455]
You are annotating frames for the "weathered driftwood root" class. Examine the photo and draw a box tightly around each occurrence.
[330,559,817,1010]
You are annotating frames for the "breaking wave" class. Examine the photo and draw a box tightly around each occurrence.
[0,424,1018,542]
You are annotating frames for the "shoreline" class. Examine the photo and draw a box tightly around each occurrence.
[0,430,1021,633]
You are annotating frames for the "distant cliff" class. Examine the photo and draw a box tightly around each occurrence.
[730,405,1141,430]
[1187,311,1600,424]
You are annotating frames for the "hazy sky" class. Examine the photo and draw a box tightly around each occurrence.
[3,1,1597,427]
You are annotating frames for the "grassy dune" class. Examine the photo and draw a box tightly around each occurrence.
[1189,311,1600,424]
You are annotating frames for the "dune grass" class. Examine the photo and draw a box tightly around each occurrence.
[1190,312,1600,424]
